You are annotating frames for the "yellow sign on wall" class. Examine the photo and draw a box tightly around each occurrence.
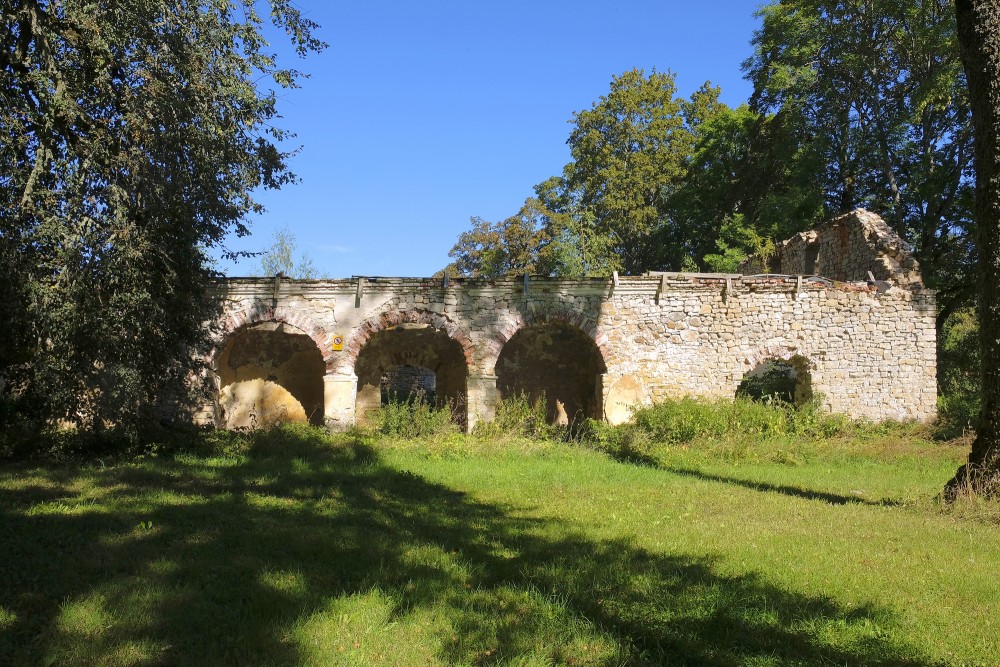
[331,334,344,351]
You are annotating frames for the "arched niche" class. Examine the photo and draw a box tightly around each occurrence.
[216,321,325,428]
[354,323,468,425]
[496,322,607,424]
[736,354,813,406]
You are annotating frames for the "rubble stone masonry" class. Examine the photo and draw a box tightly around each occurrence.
[198,210,935,430]
[202,271,936,430]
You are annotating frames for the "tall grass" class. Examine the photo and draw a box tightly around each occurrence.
[472,393,564,442]
[365,397,459,439]
[581,396,896,465]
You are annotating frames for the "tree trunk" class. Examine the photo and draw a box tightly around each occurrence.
[945,0,1000,499]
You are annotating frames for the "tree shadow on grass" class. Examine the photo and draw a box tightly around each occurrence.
[1,429,933,666]
[666,466,904,507]
[608,448,902,507]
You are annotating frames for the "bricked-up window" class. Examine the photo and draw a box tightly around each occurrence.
[381,365,436,405]
[354,325,467,426]
[216,322,325,428]
[496,323,607,424]
[736,356,813,406]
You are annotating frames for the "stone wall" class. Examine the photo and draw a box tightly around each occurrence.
[739,209,923,286]
[201,267,937,430]
[603,275,935,421]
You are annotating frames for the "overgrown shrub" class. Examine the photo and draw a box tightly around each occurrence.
[367,397,458,439]
[582,396,859,463]
[473,393,564,441]
[736,362,797,403]
[0,418,211,462]
[937,308,980,437]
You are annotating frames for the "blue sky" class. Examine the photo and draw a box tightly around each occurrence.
[219,1,765,278]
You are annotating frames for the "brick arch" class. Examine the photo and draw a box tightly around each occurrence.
[484,305,608,375]
[340,308,476,374]
[208,302,333,370]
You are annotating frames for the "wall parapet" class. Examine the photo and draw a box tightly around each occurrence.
[213,272,921,301]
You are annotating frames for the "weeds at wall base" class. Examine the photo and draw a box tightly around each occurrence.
[361,397,460,440]
[0,394,964,472]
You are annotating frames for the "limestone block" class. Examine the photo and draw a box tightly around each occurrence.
[605,375,646,425]
[323,375,358,431]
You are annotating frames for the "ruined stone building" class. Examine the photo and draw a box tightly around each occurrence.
[199,209,937,430]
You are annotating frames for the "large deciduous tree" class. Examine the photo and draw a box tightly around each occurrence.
[0,1,323,433]
[541,69,705,275]
[945,0,1000,498]
[746,0,975,323]
[448,198,557,279]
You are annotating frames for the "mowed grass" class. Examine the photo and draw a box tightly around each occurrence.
[1,424,998,666]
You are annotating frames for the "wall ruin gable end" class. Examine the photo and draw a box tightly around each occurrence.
[738,208,924,287]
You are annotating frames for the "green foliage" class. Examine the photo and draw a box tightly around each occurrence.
[736,360,798,404]
[702,214,776,272]
[545,69,701,274]
[473,393,563,441]
[669,104,793,270]
[448,198,555,279]
[0,1,323,434]
[937,307,981,435]
[367,398,458,440]
[256,225,317,279]
[453,71,758,278]
[584,397,856,463]
[746,0,974,314]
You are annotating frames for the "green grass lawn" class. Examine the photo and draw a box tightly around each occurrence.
[1,425,998,666]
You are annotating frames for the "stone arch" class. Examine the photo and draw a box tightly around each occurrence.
[739,344,815,406]
[214,319,327,428]
[209,302,333,371]
[484,305,608,376]
[347,309,474,425]
[493,312,609,424]
[341,308,475,374]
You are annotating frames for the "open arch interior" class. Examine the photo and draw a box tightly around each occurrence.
[736,355,813,406]
[354,324,467,424]
[216,322,326,428]
[496,322,607,424]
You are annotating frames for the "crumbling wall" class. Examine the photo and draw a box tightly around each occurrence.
[739,209,923,285]
[208,259,937,429]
